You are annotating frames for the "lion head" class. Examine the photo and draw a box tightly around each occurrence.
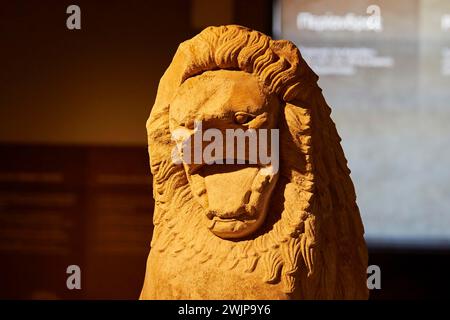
[141,25,368,299]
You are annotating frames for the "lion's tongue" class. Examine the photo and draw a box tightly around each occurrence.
[203,165,259,217]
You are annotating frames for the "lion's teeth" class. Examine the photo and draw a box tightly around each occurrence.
[259,164,276,176]
[208,220,216,229]
[245,204,256,216]
[233,221,244,232]
[251,172,266,193]
[196,188,206,196]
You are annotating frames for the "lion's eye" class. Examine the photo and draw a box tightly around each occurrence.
[234,112,254,125]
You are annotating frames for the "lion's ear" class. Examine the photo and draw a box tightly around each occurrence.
[283,101,312,151]
[279,101,312,181]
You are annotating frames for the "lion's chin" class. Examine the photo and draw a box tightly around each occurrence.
[186,162,279,239]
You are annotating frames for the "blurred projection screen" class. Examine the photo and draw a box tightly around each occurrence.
[274,0,450,246]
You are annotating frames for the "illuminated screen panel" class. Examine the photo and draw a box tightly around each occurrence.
[274,0,450,245]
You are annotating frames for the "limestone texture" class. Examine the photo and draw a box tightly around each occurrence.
[140,25,368,300]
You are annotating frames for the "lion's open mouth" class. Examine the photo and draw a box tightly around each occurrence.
[186,161,278,239]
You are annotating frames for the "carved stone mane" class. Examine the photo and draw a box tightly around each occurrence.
[140,25,368,300]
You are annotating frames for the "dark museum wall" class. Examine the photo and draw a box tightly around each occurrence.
[0,1,449,299]
[0,0,271,145]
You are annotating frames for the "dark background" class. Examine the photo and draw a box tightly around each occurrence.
[0,0,448,299]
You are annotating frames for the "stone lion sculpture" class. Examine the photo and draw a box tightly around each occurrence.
[140,25,368,299]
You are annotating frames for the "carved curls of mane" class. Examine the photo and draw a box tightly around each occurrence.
[146,25,368,299]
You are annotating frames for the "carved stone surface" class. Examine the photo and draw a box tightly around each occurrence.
[140,25,368,299]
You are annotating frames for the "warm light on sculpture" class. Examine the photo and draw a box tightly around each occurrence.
[140,25,368,299]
